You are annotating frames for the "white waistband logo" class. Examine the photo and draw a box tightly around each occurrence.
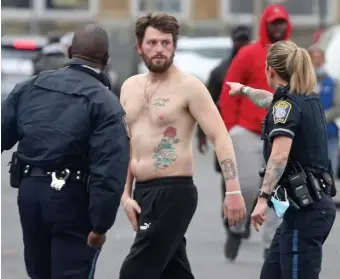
[140,222,151,230]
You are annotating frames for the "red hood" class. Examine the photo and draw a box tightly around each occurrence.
[259,4,292,46]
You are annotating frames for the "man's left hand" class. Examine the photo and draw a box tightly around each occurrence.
[250,198,268,232]
[224,194,246,227]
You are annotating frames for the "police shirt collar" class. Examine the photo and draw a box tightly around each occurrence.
[273,84,290,101]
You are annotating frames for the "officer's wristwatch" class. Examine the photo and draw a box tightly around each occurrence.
[240,86,249,95]
[258,189,271,200]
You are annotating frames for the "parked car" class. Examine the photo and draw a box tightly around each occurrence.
[137,36,233,84]
[1,35,49,102]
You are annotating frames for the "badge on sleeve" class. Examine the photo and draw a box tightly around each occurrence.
[122,115,130,138]
[272,100,292,124]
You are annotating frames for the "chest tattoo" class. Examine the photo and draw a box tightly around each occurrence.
[152,126,180,171]
[152,97,170,108]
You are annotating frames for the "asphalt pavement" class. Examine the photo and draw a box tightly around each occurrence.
[2,139,340,279]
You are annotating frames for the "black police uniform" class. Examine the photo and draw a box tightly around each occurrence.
[1,58,130,279]
[259,86,337,279]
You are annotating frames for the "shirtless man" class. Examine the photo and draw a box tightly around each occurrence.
[118,12,246,279]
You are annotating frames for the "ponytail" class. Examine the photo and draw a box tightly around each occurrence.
[286,47,317,94]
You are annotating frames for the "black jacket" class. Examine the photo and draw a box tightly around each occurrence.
[1,59,130,234]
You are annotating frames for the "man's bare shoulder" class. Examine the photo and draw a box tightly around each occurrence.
[120,74,146,101]
[179,72,209,98]
[121,74,146,90]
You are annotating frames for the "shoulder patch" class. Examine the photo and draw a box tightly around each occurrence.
[122,115,130,138]
[272,100,292,124]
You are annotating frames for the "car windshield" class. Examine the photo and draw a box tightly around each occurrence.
[176,47,231,59]
[1,47,40,60]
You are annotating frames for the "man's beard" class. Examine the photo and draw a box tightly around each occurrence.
[142,52,174,73]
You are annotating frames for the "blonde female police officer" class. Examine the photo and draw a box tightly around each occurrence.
[227,40,336,279]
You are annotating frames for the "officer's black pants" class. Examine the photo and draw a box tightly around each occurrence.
[17,177,99,279]
[119,176,198,279]
[260,192,336,279]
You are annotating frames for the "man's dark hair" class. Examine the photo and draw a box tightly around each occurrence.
[135,12,180,46]
[69,23,109,66]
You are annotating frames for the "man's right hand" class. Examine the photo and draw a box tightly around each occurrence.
[121,194,141,232]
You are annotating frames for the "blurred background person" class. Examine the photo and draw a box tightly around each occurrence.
[308,45,340,173]
[219,4,292,261]
[197,25,251,154]
[33,42,69,74]
[196,25,251,260]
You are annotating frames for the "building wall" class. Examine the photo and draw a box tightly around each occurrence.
[100,0,130,18]
[2,0,339,81]
[191,0,219,21]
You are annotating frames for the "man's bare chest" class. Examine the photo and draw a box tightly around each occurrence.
[125,93,186,128]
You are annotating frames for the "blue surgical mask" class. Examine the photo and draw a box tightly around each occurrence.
[271,186,290,218]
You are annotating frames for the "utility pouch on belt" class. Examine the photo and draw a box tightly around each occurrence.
[306,171,322,200]
[288,163,314,207]
[8,152,23,188]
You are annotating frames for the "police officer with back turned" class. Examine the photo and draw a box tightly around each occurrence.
[1,23,130,279]
[227,40,336,279]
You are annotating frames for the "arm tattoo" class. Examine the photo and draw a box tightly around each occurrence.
[261,155,288,194]
[244,88,273,109]
[220,159,237,180]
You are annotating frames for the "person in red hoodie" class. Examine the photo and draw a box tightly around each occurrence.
[219,4,292,261]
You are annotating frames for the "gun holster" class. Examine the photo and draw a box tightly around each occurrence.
[8,152,24,188]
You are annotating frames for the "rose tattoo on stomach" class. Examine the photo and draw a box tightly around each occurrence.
[152,126,180,171]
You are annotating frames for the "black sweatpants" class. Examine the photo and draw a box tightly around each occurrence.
[119,176,198,279]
